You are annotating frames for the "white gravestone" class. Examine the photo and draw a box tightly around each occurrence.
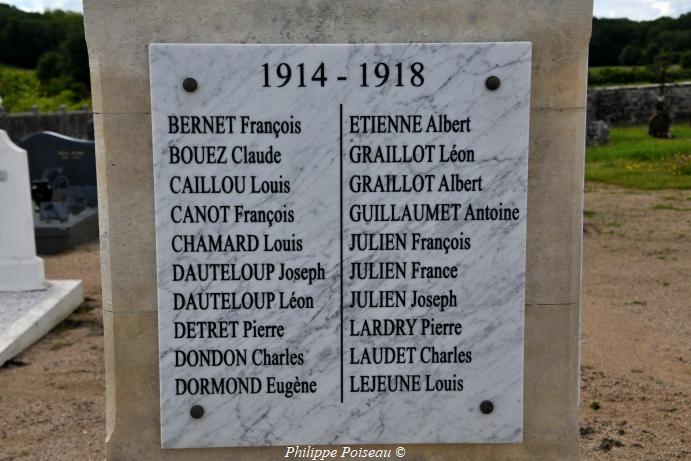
[0,130,45,291]
[150,43,531,448]
[0,129,83,366]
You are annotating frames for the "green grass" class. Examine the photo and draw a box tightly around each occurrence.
[588,65,691,87]
[586,125,691,190]
[589,64,686,75]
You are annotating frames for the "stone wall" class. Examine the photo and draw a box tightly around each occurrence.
[0,110,94,142]
[587,82,691,126]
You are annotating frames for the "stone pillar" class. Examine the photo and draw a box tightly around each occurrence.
[83,1,592,459]
[0,130,45,291]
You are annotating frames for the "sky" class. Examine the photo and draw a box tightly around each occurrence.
[3,0,690,21]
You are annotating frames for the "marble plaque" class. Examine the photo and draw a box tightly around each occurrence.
[150,43,531,448]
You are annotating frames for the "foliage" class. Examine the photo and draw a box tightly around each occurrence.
[0,65,90,112]
[588,12,691,85]
[586,125,691,189]
[618,45,645,66]
[588,65,691,86]
[590,13,691,68]
[0,3,89,105]
[681,51,691,70]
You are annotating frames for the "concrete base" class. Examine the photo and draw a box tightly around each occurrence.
[34,208,99,255]
[0,280,84,366]
[0,257,46,291]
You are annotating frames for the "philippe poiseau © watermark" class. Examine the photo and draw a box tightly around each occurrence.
[284,445,407,460]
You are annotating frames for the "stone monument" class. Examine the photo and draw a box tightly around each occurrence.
[0,130,45,291]
[83,1,592,460]
[648,98,671,139]
[0,130,84,366]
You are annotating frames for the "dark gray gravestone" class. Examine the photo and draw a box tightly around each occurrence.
[18,131,97,207]
[17,131,99,254]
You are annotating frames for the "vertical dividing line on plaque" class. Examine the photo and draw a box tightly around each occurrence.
[339,103,344,404]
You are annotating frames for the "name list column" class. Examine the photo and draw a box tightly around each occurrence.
[342,111,499,396]
[162,113,331,402]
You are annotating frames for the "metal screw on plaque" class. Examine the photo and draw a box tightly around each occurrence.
[190,405,204,419]
[480,400,494,414]
[485,75,501,91]
[183,77,198,92]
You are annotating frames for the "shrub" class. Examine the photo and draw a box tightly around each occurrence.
[681,51,691,70]
[0,66,90,112]
[618,45,644,66]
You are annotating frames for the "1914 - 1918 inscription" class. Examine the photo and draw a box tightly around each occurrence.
[150,43,531,448]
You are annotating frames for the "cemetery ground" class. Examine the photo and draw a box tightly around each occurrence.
[0,126,690,460]
[586,124,691,189]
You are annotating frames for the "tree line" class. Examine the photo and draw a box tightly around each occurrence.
[0,3,89,101]
[590,13,691,68]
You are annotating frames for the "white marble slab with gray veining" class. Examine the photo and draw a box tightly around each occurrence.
[150,43,531,448]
